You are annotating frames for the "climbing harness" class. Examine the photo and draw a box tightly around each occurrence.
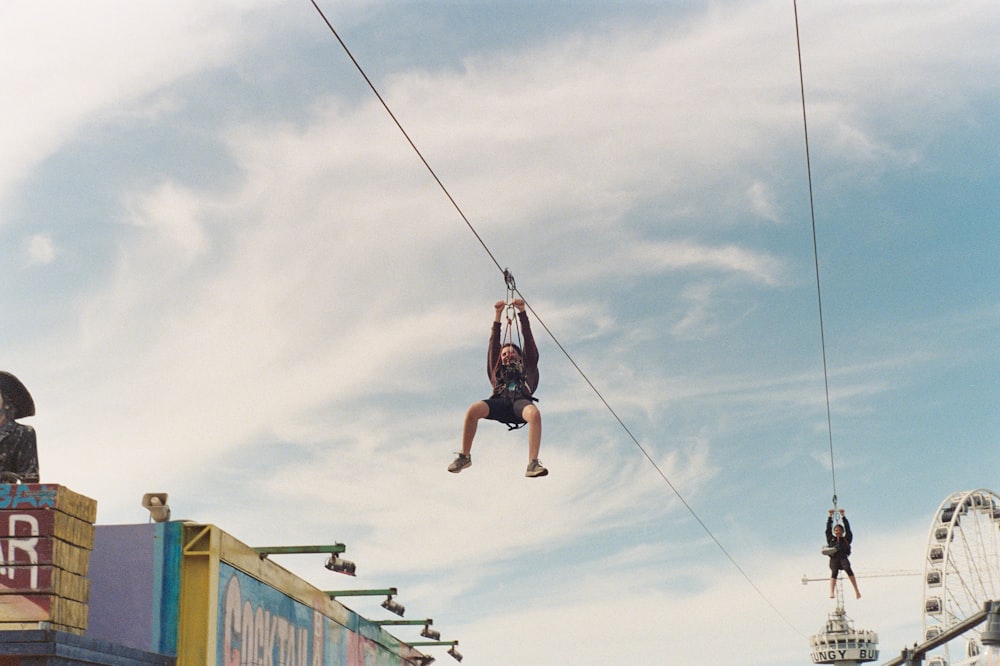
[493,269,534,431]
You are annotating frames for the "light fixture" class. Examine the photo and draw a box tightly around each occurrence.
[141,493,171,523]
[447,645,463,662]
[421,624,441,641]
[415,657,435,665]
[325,554,357,576]
[382,594,405,617]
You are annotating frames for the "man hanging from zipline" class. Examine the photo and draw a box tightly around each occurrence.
[448,298,547,478]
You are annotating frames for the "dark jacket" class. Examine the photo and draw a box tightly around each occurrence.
[0,420,40,483]
[825,516,853,557]
[487,311,539,401]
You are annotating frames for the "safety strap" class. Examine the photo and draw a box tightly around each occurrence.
[498,269,526,431]
[501,269,523,351]
[492,269,523,379]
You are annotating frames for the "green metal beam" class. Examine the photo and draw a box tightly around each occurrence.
[326,587,397,597]
[374,619,432,626]
[253,544,346,557]
[406,641,458,647]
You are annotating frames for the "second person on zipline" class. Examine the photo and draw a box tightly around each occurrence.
[826,508,861,599]
[448,299,547,478]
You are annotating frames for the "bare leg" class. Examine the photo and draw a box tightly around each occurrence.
[829,577,836,599]
[521,404,542,461]
[462,401,489,455]
[849,575,861,599]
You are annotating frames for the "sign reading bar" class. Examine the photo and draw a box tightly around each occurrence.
[0,484,97,633]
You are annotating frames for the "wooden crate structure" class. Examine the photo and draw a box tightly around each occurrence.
[0,484,97,635]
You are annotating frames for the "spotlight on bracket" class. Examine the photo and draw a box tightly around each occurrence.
[421,624,441,641]
[381,594,405,617]
[416,657,436,666]
[447,645,463,663]
[325,554,357,576]
[141,493,171,523]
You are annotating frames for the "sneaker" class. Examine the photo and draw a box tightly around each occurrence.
[448,453,471,473]
[525,459,548,478]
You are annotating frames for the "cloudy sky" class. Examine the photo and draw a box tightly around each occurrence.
[3,1,998,664]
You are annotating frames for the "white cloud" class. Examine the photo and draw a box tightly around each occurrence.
[748,180,782,224]
[0,0,279,215]
[425,519,930,666]
[4,2,998,665]
[26,233,56,265]
[131,181,209,247]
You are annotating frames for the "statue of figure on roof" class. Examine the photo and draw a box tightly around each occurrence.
[0,371,40,483]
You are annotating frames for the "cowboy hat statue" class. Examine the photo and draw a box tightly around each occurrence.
[0,371,40,483]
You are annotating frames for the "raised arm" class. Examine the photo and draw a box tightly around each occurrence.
[487,301,505,380]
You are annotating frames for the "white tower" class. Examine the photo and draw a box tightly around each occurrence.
[809,584,879,666]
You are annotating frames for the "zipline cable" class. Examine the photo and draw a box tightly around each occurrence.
[793,0,839,510]
[308,0,505,278]
[309,0,804,637]
[512,289,802,637]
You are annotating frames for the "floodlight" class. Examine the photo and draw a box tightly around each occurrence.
[382,594,405,617]
[421,625,441,640]
[447,646,463,662]
[325,554,357,576]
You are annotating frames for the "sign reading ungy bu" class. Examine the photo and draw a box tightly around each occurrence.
[810,647,880,661]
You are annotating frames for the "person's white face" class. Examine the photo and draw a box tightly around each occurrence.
[834,527,844,537]
[501,346,521,364]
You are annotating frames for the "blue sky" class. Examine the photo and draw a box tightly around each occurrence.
[2,1,998,664]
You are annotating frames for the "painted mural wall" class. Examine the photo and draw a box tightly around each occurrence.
[219,562,412,666]
[88,521,425,666]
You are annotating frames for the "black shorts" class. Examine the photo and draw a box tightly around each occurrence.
[829,556,854,578]
[483,397,534,425]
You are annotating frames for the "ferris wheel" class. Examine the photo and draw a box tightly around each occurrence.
[921,488,1000,666]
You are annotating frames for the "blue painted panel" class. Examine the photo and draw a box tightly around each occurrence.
[151,522,182,654]
[86,523,181,657]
